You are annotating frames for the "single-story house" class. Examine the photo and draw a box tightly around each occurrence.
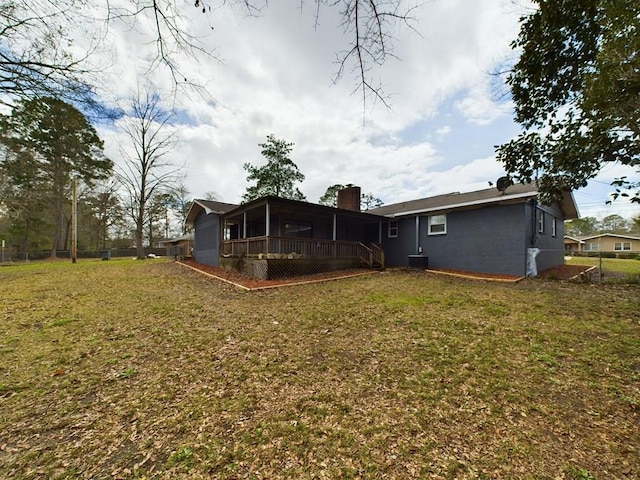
[371,183,578,277]
[564,233,640,254]
[162,233,195,259]
[185,200,241,267]
[185,188,385,279]
[563,235,583,254]
[185,183,579,279]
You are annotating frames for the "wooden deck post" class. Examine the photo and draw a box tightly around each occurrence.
[265,202,270,254]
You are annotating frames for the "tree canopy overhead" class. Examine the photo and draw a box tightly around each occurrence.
[0,1,415,110]
[496,0,639,204]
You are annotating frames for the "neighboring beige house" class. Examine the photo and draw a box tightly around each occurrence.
[564,233,640,254]
[564,235,583,253]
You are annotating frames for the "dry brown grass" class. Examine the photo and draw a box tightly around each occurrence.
[1,259,639,479]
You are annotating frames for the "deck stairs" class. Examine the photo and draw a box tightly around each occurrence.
[359,243,385,269]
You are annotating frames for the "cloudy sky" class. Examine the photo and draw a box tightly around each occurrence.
[93,0,639,221]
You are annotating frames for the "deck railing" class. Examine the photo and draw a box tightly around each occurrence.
[222,236,378,264]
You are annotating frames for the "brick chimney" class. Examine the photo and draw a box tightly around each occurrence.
[337,185,361,211]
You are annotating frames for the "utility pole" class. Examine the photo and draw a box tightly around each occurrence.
[71,175,78,264]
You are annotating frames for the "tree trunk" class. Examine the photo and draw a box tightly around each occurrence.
[135,224,145,259]
[135,201,145,259]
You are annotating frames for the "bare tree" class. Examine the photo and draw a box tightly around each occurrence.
[329,0,419,110]
[0,1,104,107]
[1,1,416,110]
[81,178,123,251]
[116,88,181,259]
[167,181,193,235]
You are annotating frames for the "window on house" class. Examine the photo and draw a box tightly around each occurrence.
[614,242,631,251]
[388,220,398,238]
[584,242,599,252]
[285,220,312,238]
[551,217,557,237]
[428,214,447,235]
[537,210,545,233]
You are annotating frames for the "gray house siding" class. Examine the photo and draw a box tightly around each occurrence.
[382,201,568,277]
[193,211,221,267]
[419,203,528,276]
[383,217,419,267]
[528,202,565,273]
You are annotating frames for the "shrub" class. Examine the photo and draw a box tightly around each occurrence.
[617,253,640,260]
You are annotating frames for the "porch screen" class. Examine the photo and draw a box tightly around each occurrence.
[285,220,313,238]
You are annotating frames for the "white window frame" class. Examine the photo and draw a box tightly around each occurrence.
[388,220,398,238]
[615,242,632,251]
[428,214,447,235]
[584,242,599,252]
[537,210,545,234]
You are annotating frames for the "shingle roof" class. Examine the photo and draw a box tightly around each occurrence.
[577,233,640,241]
[193,199,239,214]
[185,199,239,225]
[369,183,540,217]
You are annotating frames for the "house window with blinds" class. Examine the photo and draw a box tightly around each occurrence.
[428,214,447,235]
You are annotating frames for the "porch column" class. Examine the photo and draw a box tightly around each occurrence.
[415,216,420,253]
[265,202,270,236]
[378,221,382,244]
[332,214,337,241]
[242,212,247,239]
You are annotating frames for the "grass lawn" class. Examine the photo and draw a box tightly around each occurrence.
[1,259,639,479]
[565,256,640,281]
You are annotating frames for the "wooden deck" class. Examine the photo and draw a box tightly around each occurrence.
[222,236,384,269]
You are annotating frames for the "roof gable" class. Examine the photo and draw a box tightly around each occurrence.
[185,199,239,225]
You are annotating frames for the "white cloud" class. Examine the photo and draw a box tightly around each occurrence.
[86,0,624,219]
[455,83,513,126]
[435,126,451,140]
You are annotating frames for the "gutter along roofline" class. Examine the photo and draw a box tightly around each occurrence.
[386,191,538,218]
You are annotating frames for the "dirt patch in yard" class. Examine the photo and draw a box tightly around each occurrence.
[428,264,594,282]
[427,268,523,282]
[538,264,593,281]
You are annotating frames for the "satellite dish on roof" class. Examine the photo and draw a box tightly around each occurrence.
[496,176,512,192]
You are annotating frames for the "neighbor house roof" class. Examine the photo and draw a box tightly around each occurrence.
[370,183,579,220]
[576,233,640,241]
[185,199,240,226]
[564,235,584,244]
[164,233,194,245]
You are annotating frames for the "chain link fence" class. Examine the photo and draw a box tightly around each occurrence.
[567,252,640,284]
[0,248,170,263]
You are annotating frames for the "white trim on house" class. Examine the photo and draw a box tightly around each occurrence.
[386,191,538,218]
[388,220,398,238]
[428,214,447,235]
[579,233,640,241]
